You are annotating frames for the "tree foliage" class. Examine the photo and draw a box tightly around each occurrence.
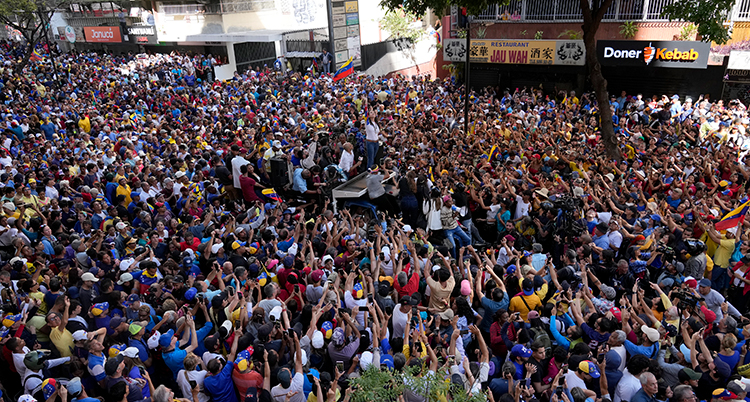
[348,366,489,402]
[379,0,505,18]
[379,8,426,42]
[661,0,734,44]
[0,0,69,70]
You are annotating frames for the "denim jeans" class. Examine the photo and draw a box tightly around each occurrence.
[712,266,731,292]
[461,218,485,245]
[366,141,379,169]
[445,226,471,258]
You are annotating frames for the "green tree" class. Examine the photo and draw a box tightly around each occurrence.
[381,0,623,159]
[0,0,68,71]
[662,0,735,44]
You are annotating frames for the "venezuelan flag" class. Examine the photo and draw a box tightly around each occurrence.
[488,145,499,161]
[364,102,371,125]
[262,188,281,202]
[715,199,750,231]
[333,57,354,82]
[30,50,43,62]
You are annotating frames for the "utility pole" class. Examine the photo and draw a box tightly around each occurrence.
[463,18,470,136]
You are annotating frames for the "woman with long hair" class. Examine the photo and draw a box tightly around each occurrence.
[398,170,419,227]
[123,351,151,398]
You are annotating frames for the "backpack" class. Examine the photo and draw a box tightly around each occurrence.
[530,327,552,354]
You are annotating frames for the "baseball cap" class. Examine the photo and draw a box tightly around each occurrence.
[41,379,57,400]
[81,272,98,282]
[128,323,143,336]
[381,354,394,370]
[235,349,252,371]
[159,329,175,348]
[331,327,345,347]
[2,313,21,328]
[109,316,126,330]
[232,241,246,250]
[511,344,532,358]
[579,360,601,378]
[117,272,133,285]
[609,307,622,323]
[727,379,748,395]
[641,325,660,342]
[67,377,83,397]
[713,389,738,400]
[184,287,197,301]
[91,302,109,316]
[72,330,88,342]
[699,278,711,288]
[522,278,534,296]
[678,368,702,382]
[211,244,222,254]
[104,354,124,375]
[18,395,37,402]
[312,330,324,349]
[109,344,126,357]
[311,269,324,282]
[120,347,139,358]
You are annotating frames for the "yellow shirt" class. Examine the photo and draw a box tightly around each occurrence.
[78,117,91,133]
[509,294,542,322]
[50,327,74,357]
[713,237,735,268]
[116,184,132,205]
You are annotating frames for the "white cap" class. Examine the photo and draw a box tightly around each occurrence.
[211,244,222,254]
[117,272,133,285]
[72,330,88,341]
[147,330,161,349]
[81,272,98,282]
[175,171,186,178]
[296,349,307,366]
[287,243,298,256]
[360,351,374,370]
[2,202,14,211]
[115,222,127,230]
[322,255,333,264]
[120,347,140,358]
[19,395,37,402]
[120,257,135,271]
[402,225,413,233]
[269,306,283,322]
[312,331,324,348]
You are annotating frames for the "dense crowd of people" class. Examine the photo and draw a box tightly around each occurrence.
[1,41,750,402]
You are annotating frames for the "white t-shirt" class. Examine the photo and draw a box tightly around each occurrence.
[177,369,210,402]
[564,370,588,391]
[271,372,304,402]
[231,156,250,189]
[514,195,530,219]
[614,370,640,402]
[392,304,408,338]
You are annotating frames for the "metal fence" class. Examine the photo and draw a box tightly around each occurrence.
[472,0,750,22]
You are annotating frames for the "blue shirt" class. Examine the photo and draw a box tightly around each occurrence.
[203,361,238,402]
[88,352,107,381]
[292,168,308,193]
[163,347,188,378]
[624,340,659,358]
[480,295,508,333]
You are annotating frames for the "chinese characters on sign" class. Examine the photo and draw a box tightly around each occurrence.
[443,39,585,66]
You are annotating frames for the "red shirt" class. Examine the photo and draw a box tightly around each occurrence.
[239,176,260,203]
[180,237,200,252]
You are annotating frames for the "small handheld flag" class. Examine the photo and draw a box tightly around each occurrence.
[262,188,281,202]
[332,57,354,82]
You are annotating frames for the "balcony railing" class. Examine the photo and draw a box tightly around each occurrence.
[472,0,750,22]
[156,0,274,15]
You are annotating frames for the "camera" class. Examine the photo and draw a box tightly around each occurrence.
[656,244,675,261]
[674,291,703,311]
